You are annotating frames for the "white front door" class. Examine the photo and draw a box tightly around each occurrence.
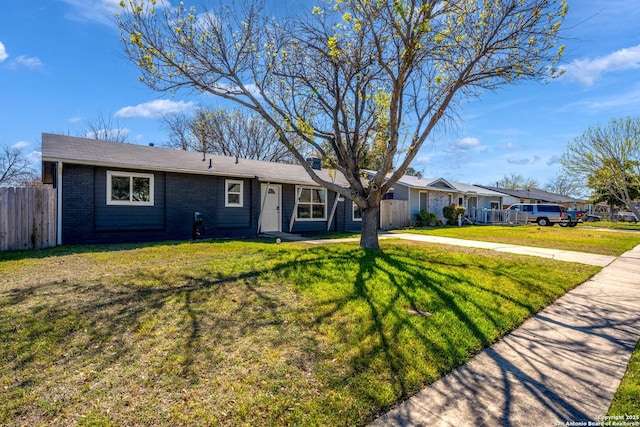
[260,184,282,232]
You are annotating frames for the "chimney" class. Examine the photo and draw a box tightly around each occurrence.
[307,157,322,170]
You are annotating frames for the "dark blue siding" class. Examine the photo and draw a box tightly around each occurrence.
[61,163,363,245]
[62,165,95,244]
[94,168,166,232]
[62,164,261,245]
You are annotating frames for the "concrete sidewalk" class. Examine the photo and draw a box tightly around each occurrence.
[369,244,640,427]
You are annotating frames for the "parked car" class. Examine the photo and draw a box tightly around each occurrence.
[584,213,602,222]
[508,203,568,226]
[560,209,583,227]
[616,212,638,222]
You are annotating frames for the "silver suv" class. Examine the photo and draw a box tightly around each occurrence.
[508,203,568,226]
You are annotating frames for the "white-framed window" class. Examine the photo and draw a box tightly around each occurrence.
[296,186,327,220]
[225,179,244,207]
[107,171,154,206]
[352,202,362,221]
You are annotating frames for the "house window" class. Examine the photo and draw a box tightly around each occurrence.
[107,171,154,206]
[353,202,362,221]
[491,201,500,210]
[225,179,244,207]
[296,186,326,220]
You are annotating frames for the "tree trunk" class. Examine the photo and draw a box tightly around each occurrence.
[360,204,380,249]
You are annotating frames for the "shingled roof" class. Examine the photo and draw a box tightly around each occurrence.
[41,133,348,186]
[397,175,504,197]
[475,185,584,203]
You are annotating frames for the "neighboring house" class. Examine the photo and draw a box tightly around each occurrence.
[476,186,586,210]
[41,133,362,245]
[392,175,504,224]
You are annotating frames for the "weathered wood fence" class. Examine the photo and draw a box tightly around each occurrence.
[0,187,57,251]
[380,199,409,230]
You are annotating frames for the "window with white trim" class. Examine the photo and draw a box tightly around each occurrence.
[107,171,154,206]
[296,186,326,220]
[225,179,244,207]
[352,202,362,221]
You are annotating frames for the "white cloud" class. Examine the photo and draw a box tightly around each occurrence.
[560,84,640,113]
[499,142,519,151]
[561,44,640,86]
[446,137,481,155]
[507,157,531,165]
[61,0,128,26]
[115,99,194,119]
[7,55,42,70]
[12,141,30,150]
[414,155,433,165]
[0,41,8,62]
[454,137,480,149]
[27,150,42,164]
[61,0,170,27]
[547,155,561,166]
[68,116,83,124]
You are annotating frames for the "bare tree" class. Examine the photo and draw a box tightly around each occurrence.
[162,111,192,150]
[0,145,35,187]
[119,0,567,248]
[495,173,540,190]
[163,106,295,162]
[544,172,585,198]
[82,112,129,143]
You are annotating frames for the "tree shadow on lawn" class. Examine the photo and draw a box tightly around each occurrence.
[0,243,592,425]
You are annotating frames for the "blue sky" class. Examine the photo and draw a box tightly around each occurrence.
[1,0,639,187]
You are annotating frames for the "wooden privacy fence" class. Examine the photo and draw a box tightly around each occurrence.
[380,199,409,230]
[0,187,57,251]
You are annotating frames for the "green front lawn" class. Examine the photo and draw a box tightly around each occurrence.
[609,338,640,416]
[400,225,640,256]
[0,240,599,426]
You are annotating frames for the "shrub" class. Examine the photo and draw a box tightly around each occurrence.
[415,210,437,227]
[454,206,466,219]
[442,205,456,225]
[443,205,467,225]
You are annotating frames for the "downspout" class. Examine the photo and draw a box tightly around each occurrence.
[327,192,340,231]
[256,182,270,234]
[288,186,302,233]
[56,161,63,246]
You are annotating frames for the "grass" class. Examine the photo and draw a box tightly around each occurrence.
[399,225,640,256]
[0,239,600,426]
[582,219,640,231]
[609,338,640,416]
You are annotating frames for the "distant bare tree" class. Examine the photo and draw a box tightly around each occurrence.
[162,111,192,151]
[544,173,585,197]
[0,145,35,187]
[163,107,295,163]
[495,173,539,190]
[82,112,129,143]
